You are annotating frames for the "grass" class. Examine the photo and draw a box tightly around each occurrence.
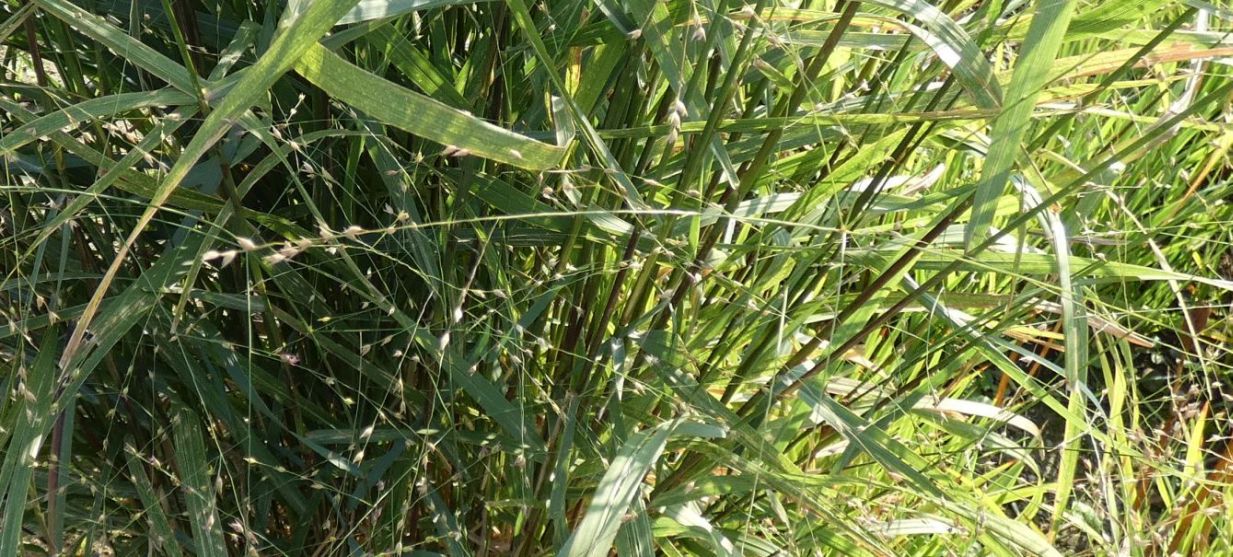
[2,0,1233,554]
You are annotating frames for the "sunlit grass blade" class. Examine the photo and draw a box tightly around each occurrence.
[560,420,726,557]
[293,42,565,170]
[966,0,1076,248]
[4,0,1232,553]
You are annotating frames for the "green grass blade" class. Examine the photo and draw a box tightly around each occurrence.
[966,0,1076,248]
[560,420,726,557]
[33,0,198,91]
[362,25,470,108]
[171,408,228,557]
[124,448,186,557]
[56,0,363,371]
[865,0,1002,109]
[293,42,565,171]
[338,0,496,24]
[0,331,59,556]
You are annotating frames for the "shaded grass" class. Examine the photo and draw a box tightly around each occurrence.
[3,0,1233,555]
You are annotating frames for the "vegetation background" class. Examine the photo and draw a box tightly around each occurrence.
[3,0,1233,554]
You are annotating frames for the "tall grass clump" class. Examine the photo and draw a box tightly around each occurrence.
[3,0,1233,554]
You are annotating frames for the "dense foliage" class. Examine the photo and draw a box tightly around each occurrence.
[3,0,1233,554]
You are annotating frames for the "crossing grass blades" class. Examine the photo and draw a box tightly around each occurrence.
[3,0,1233,554]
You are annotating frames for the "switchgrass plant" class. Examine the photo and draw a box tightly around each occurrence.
[3,0,1233,554]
